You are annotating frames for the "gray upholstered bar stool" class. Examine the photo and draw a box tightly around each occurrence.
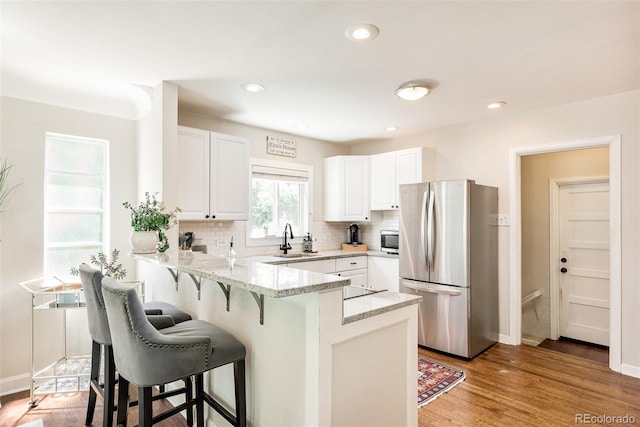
[78,264,193,427]
[101,276,247,427]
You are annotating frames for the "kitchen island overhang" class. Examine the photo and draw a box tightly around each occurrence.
[132,251,421,427]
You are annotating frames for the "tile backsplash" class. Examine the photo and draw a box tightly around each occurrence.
[178,211,399,257]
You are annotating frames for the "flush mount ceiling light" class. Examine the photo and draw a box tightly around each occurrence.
[395,80,432,101]
[241,83,265,93]
[386,126,399,132]
[345,23,379,41]
[487,101,507,109]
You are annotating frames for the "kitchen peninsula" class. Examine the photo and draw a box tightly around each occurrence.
[133,250,421,427]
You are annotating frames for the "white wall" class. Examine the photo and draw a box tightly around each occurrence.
[0,97,138,394]
[352,90,640,372]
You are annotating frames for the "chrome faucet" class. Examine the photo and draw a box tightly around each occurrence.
[280,223,294,254]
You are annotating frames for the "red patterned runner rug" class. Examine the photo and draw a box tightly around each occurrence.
[418,357,466,407]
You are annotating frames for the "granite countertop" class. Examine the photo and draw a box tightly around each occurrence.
[343,291,422,324]
[132,250,419,323]
[131,251,350,298]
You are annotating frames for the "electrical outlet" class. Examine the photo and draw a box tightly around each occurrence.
[324,233,332,241]
[498,214,510,226]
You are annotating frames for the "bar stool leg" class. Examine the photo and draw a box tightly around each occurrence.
[85,340,101,425]
[103,345,116,427]
[185,377,194,427]
[234,360,247,427]
[195,374,205,427]
[138,386,153,427]
[116,375,129,427]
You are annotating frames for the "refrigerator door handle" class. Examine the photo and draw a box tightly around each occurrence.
[402,281,462,297]
[420,190,429,268]
[427,190,435,271]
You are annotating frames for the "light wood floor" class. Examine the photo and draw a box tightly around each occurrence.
[2,343,639,426]
[419,343,640,426]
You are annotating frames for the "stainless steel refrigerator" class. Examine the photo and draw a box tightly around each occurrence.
[399,179,498,358]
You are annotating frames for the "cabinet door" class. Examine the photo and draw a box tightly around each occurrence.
[370,152,397,210]
[210,132,249,220]
[368,256,399,292]
[336,268,368,288]
[177,126,210,220]
[343,156,370,221]
[396,148,422,187]
[324,156,370,222]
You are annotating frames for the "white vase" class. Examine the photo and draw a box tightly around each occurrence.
[129,231,158,254]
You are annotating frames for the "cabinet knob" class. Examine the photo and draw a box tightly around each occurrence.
[205,215,210,219]
[560,267,568,273]
[212,215,216,219]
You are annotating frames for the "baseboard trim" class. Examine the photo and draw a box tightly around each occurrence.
[499,333,516,345]
[0,373,30,397]
[620,363,640,379]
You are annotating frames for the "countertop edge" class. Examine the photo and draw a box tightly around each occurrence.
[342,292,422,325]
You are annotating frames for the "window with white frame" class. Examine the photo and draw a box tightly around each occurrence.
[247,159,312,246]
[44,133,109,279]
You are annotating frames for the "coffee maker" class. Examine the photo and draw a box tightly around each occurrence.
[347,223,360,244]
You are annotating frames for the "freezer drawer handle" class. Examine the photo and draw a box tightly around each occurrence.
[403,282,462,296]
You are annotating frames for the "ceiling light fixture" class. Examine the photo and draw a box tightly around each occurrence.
[386,126,399,132]
[345,23,379,41]
[241,83,265,93]
[487,101,507,109]
[395,80,432,101]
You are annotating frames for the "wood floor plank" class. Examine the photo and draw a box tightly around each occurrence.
[2,343,639,426]
[419,344,640,426]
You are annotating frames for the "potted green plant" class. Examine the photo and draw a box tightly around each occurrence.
[123,192,180,253]
[0,158,20,211]
[69,249,127,279]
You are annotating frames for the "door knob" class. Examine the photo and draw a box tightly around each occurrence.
[560,267,568,273]
[560,257,567,263]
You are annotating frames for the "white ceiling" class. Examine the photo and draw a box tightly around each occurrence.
[2,1,638,144]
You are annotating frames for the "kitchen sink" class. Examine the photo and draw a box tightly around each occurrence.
[275,253,319,258]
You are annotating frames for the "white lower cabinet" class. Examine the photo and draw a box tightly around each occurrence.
[288,255,370,288]
[367,256,399,292]
[335,268,368,288]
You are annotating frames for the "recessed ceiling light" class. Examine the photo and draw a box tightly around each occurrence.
[345,23,379,41]
[295,123,309,129]
[395,81,432,101]
[386,126,399,132]
[241,83,265,93]
[487,101,507,109]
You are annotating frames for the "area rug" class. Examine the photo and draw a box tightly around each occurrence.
[418,357,466,407]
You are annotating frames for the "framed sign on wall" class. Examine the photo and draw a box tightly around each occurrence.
[267,136,297,158]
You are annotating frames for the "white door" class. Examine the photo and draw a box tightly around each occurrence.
[558,181,610,346]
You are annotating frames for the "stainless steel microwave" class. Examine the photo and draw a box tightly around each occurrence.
[381,230,399,254]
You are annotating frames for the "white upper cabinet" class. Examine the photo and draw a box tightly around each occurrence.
[370,148,422,210]
[177,126,249,221]
[324,155,370,222]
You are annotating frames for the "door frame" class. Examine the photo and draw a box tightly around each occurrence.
[549,176,610,341]
[508,135,621,373]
